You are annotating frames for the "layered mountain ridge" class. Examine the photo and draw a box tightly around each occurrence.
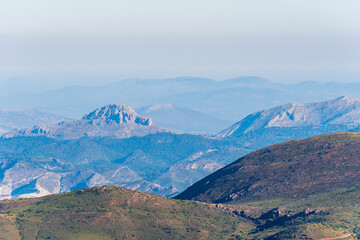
[136,104,232,134]
[218,96,360,138]
[3,97,360,200]
[0,109,66,135]
[3,104,167,139]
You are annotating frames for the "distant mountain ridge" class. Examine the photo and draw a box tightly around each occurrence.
[218,96,360,138]
[3,97,360,200]
[0,76,286,120]
[135,104,232,134]
[3,104,168,139]
[0,109,67,135]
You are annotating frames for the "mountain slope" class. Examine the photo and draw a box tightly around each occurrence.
[218,96,360,138]
[3,104,168,139]
[0,109,66,135]
[0,133,247,199]
[135,104,232,134]
[0,185,248,240]
[176,132,360,203]
[1,185,359,239]
[0,76,325,120]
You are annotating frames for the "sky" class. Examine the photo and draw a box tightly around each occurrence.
[0,0,359,86]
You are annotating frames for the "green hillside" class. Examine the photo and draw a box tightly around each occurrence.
[0,186,251,240]
[1,184,359,239]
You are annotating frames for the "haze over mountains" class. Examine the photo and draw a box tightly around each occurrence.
[3,76,360,125]
[0,109,66,135]
[2,96,360,200]
[135,104,232,134]
[0,104,246,199]
[2,96,360,238]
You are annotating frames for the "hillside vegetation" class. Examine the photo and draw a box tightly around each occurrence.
[177,132,360,203]
[0,186,251,240]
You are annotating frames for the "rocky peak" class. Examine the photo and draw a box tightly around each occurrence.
[82,104,152,126]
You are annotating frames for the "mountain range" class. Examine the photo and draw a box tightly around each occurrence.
[2,95,360,238]
[0,104,246,199]
[3,104,167,139]
[2,97,360,200]
[218,96,360,150]
[219,96,360,138]
[4,76,360,124]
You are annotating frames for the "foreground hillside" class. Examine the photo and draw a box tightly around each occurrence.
[177,132,360,203]
[0,186,249,240]
[0,185,358,239]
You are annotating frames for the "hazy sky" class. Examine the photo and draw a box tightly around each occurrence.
[0,0,359,85]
